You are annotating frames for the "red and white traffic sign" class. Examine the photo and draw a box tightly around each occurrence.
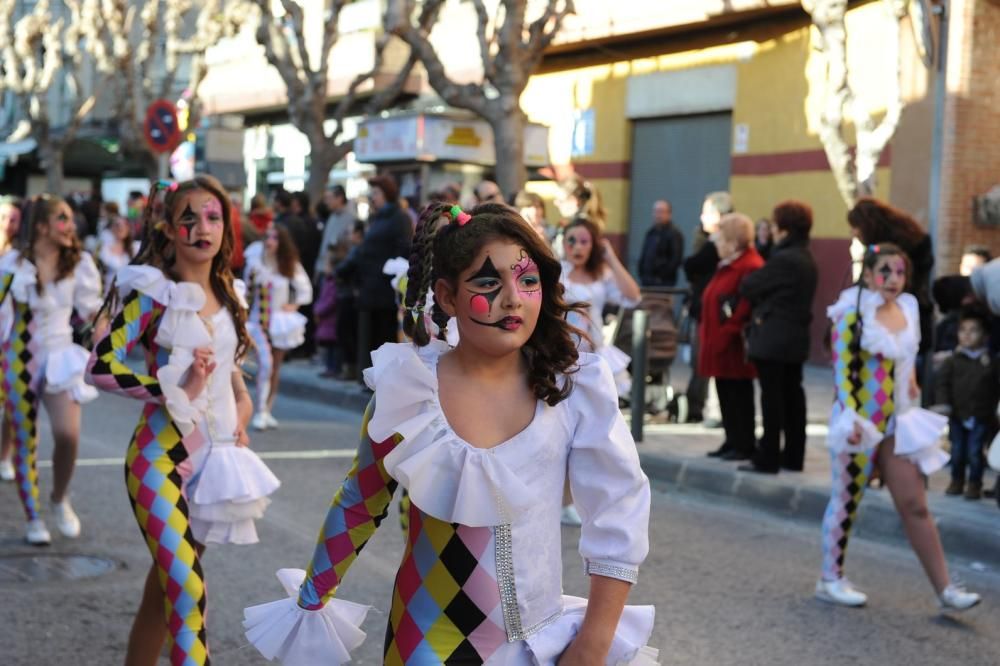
[144,99,182,154]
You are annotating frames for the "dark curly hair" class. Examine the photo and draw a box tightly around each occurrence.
[98,175,250,362]
[19,194,83,292]
[403,202,587,406]
[847,198,927,252]
[772,200,813,240]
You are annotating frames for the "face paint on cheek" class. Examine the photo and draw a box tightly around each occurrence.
[202,199,223,226]
[470,294,490,315]
[877,263,892,286]
[511,250,542,299]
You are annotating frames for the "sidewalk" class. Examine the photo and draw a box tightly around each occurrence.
[269,357,1000,569]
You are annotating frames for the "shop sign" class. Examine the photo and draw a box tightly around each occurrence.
[354,116,421,161]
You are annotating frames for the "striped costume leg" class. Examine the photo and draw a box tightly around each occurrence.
[249,324,272,413]
[821,450,875,581]
[125,410,209,666]
[5,305,41,521]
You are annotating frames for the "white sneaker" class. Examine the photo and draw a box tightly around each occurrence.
[251,412,269,431]
[939,583,981,611]
[51,499,81,538]
[263,412,279,429]
[560,504,583,527]
[25,519,51,546]
[815,578,867,607]
[0,458,14,481]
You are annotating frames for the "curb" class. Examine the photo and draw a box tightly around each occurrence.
[275,370,1000,570]
[639,451,1000,570]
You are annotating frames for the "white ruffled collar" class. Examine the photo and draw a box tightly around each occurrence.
[827,286,919,360]
[362,340,542,526]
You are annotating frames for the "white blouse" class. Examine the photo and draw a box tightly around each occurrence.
[560,260,639,350]
[1,250,102,402]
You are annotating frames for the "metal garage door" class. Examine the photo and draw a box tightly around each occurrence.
[627,113,732,284]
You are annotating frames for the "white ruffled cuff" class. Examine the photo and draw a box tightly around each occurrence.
[827,407,884,454]
[156,361,205,436]
[243,568,371,666]
[524,595,658,665]
[894,407,950,475]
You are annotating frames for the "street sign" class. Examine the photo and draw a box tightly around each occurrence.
[144,100,182,154]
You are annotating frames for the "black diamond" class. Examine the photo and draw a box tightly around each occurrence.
[115,374,142,389]
[444,638,482,665]
[443,589,486,637]
[18,370,30,384]
[439,534,478,586]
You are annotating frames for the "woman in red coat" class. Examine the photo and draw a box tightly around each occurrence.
[699,213,764,460]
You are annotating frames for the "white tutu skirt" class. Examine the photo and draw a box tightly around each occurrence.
[268,310,308,350]
[44,343,98,404]
[186,439,280,545]
[244,571,659,666]
[598,344,632,398]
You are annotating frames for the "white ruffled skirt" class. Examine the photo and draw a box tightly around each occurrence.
[244,570,659,665]
[268,311,308,350]
[43,343,98,404]
[827,404,949,475]
[186,437,280,545]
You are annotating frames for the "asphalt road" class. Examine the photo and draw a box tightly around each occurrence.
[1,389,997,665]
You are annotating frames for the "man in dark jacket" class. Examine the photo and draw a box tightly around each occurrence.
[683,191,731,426]
[738,200,818,474]
[343,174,412,378]
[639,200,684,287]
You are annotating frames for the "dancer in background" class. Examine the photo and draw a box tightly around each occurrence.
[818,243,980,611]
[0,195,21,482]
[97,209,139,290]
[0,194,102,545]
[244,203,656,665]
[244,224,312,430]
[88,176,279,666]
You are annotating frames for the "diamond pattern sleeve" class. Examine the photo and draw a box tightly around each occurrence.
[87,290,165,402]
[297,396,401,610]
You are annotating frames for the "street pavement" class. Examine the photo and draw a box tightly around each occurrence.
[1,384,998,665]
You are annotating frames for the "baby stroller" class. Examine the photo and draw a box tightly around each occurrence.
[610,287,683,416]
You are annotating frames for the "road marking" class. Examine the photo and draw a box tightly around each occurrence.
[638,423,830,437]
[37,449,357,468]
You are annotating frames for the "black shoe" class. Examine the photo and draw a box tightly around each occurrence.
[781,463,804,472]
[707,443,732,458]
[738,462,779,474]
[721,449,752,461]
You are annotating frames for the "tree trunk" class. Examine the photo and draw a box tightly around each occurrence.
[41,143,65,195]
[491,108,528,199]
[306,140,352,210]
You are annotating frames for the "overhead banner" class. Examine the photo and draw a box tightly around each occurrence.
[355,113,549,167]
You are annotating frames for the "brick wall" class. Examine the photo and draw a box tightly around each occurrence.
[937,0,1000,272]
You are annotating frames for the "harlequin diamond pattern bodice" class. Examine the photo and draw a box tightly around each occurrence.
[831,311,895,432]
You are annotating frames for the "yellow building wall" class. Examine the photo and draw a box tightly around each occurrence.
[521,1,904,241]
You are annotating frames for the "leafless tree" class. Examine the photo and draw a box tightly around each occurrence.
[0,0,112,193]
[254,0,423,205]
[803,0,910,206]
[387,0,574,198]
[97,0,249,178]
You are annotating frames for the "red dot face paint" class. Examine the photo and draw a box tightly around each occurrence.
[470,294,490,315]
[179,225,189,239]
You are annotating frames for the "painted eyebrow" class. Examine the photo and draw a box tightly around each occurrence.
[179,204,196,218]
[465,256,502,282]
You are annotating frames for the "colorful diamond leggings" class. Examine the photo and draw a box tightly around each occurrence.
[248,323,272,413]
[125,410,208,666]
[820,449,876,581]
[4,304,43,521]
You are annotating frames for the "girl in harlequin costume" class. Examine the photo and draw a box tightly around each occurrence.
[87,175,280,666]
[244,203,658,665]
[818,243,980,611]
[0,194,103,545]
[243,223,312,431]
[0,195,22,483]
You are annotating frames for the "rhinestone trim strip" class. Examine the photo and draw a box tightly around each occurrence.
[495,524,525,641]
[587,561,639,584]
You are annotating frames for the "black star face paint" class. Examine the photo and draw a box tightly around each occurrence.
[456,245,541,337]
[869,255,906,301]
[465,256,503,317]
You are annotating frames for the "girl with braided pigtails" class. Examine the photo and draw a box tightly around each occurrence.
[818,243,980,611]
[244,202,658,665]
[87,175,279,666]
[0,194,103,546]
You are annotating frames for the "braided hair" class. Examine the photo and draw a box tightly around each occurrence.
[403,201,588,406]
[96,175,251,362]
[846,243,911,405]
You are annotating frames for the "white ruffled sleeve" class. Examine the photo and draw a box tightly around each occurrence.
[233,279,249,309]
[566,353,651,583]
[153,282,213,436]
[72,253,103,318]
[602,268,640,310]
[243,569,371,666]
[291,263,313,306]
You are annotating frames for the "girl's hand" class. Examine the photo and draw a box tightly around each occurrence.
[181,348,215,401]
[282,303,299,313]
[847,423,863,445]
[557,636,608,666]
[234,424,250,447]
[92,315,110,343]
[600,238,620,264]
